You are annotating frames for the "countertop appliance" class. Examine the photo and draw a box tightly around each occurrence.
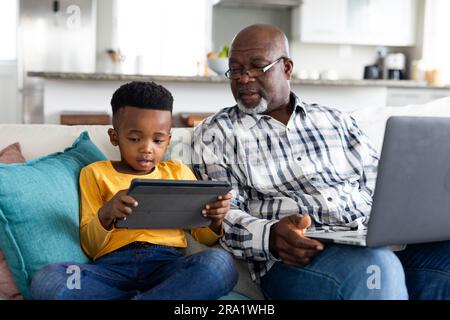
[363,65,380,80]
[385,53,406,80]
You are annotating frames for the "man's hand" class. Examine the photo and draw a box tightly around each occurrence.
[269,214,324,266]
[202,192,232,234]
[98,190,138,230]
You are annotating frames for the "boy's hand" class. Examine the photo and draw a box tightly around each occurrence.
[98,189,138,230]
[202,192,232,235]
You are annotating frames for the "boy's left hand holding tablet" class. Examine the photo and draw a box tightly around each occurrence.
[98,189,138,230]
[201,192,232,234]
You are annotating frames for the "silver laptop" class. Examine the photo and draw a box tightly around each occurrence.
[306,116,450,247]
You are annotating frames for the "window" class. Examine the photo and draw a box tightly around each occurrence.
[422,0,450,84]
[0,0,18,60]
[115,0,209,76]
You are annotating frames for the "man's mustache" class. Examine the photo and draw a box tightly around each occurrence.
[237,87,262,95]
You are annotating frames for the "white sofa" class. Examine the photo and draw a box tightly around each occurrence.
[1,96,450,300]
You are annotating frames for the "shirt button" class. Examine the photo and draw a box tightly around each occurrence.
[327,197,333,202]
[296,156,302,161]
[310,177,317,181]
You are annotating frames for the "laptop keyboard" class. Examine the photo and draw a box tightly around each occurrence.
[343,234,367,240]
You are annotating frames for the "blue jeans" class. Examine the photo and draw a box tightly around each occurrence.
[30,243,238,300]
[261,244,408,300]
[261,241,450,300]
[395,241,450,300]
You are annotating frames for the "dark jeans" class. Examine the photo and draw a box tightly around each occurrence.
[30,243,238,300]
[261,244,408,300]
[395,241,450,300]
[261,241,450,300]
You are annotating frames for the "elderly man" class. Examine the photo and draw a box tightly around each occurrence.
[193,24,450,299]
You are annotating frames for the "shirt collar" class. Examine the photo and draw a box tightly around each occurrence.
[235,92,307,130]
[292,92,308,116]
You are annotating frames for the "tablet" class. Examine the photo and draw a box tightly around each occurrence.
[115,179,232,229]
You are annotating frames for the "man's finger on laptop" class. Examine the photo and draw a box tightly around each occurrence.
[282,257,310,267]
[291,237,324,251]
[279,249,319,265]
[287,247,321,259]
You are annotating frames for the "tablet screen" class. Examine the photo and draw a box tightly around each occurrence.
[115,179,232,229]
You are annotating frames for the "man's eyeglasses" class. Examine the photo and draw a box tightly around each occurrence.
[225,57,284,80]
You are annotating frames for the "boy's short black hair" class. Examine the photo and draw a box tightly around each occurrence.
[110,81,173,126]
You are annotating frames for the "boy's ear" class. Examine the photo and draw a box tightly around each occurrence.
[164,133,172,152]
[108,128,119,146]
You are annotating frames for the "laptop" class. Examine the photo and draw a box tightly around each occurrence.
[305,116,450,247]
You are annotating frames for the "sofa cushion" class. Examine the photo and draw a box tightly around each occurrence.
[0,142,25,164]
[0,125,118,161]
[351,96,450,152]
[0,251,22,300]
[0,132,106,299]
[0,142,25,300]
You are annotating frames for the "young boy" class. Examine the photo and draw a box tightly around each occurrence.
[30,81,238,300]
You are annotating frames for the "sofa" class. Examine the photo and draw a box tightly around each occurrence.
[1,96,450,300]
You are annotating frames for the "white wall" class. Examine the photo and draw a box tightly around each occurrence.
[0,62,18,124]
[290,42,414,80]
[212,5,291,52]
[290,42,375,80]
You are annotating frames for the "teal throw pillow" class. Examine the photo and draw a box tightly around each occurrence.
[0,131,106,299]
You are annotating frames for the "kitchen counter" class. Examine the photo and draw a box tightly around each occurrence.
[28,71,449,89]
[28,71,450,124]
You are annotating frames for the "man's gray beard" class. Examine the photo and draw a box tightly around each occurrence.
[237,97,268,115]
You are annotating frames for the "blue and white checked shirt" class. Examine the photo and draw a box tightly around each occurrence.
[192,93,379,282]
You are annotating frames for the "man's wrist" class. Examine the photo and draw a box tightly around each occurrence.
[268,222,280,259]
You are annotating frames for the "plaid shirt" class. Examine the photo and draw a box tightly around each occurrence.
[192,93,379,283]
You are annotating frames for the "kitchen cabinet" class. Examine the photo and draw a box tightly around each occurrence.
[217,0,300,8]
[292,0,417,46]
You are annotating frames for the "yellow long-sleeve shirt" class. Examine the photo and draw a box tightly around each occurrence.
[79,160,222,260]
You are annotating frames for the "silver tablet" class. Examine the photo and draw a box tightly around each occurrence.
[115,179,232,229]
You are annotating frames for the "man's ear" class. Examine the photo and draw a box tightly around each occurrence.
[284,58,294,80]
[108,128,119,146]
